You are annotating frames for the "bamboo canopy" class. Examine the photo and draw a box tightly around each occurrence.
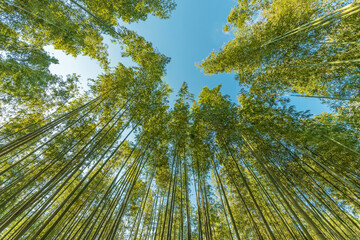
[0,0,359,239]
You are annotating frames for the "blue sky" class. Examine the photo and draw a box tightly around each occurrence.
[46,0,330,115]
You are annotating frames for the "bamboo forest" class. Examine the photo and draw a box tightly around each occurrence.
[1,0,360,239]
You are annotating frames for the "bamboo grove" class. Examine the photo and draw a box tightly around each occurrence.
[0,0,359,239]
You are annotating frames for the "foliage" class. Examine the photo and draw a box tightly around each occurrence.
[0,0,359,239]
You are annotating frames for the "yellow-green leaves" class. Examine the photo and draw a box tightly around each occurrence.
[199,0,359,105]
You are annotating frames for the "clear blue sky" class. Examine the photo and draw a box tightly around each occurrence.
[46,0,330,115]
